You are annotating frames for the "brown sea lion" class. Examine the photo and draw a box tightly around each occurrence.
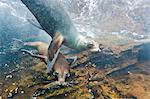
[22,42,75,83]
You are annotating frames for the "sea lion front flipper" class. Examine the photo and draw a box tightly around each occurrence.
[46,48,60,73]
[48,32,64,59]
[46,32,64,73]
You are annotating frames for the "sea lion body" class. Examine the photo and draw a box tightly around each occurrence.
[21,0,99,51]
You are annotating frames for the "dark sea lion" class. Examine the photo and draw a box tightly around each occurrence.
[21,0,100,72]
[23,42,73,83]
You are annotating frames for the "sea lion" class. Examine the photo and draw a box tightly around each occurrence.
[22,41,75,83]
[53,52,70,83]
[24,41,49,61]
[21,0,100,72]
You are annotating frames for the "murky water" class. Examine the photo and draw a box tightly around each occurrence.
[0,0,150,98]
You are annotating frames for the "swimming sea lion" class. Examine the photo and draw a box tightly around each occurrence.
[22,41,74,83]
[21,0,100,72]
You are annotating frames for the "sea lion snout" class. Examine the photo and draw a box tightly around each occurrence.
[88,40,101,52]
[53,71,70,83]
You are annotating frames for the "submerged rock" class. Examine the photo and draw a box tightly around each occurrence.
[1,43,150,98]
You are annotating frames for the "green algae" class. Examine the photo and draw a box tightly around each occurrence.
[1,44,150,98]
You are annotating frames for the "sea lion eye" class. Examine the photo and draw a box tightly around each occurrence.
[53,71,59,76]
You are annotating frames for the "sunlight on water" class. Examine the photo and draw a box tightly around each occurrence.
[60,0,150,43]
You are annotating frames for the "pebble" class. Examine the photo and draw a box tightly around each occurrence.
[4,64,8,67]
[5,75,13,80]
[22,52,25,54]
[127,71,132,75]
[6,64,10,67]
[7,92,13,98]
[88,89,92,92]
[91,95,94,99]
[0,96,2,99]
[10,89,13,92]
[16,64,20,68]
[32,97,37,99]
[88,62,92,65]
[88,78,92,81]
[12,83,16,86]
[15,88,18,93]
[4,89,8,92]
[21,91,24,94]
[92,64,96,67]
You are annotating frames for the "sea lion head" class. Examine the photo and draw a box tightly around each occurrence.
[78,37,100,52]
[86,40,101,52]
[53,64,70,83]
[76,35,100,52]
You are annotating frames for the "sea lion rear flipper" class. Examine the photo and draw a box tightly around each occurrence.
[46,32,64,73]
[21,49,47,60]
